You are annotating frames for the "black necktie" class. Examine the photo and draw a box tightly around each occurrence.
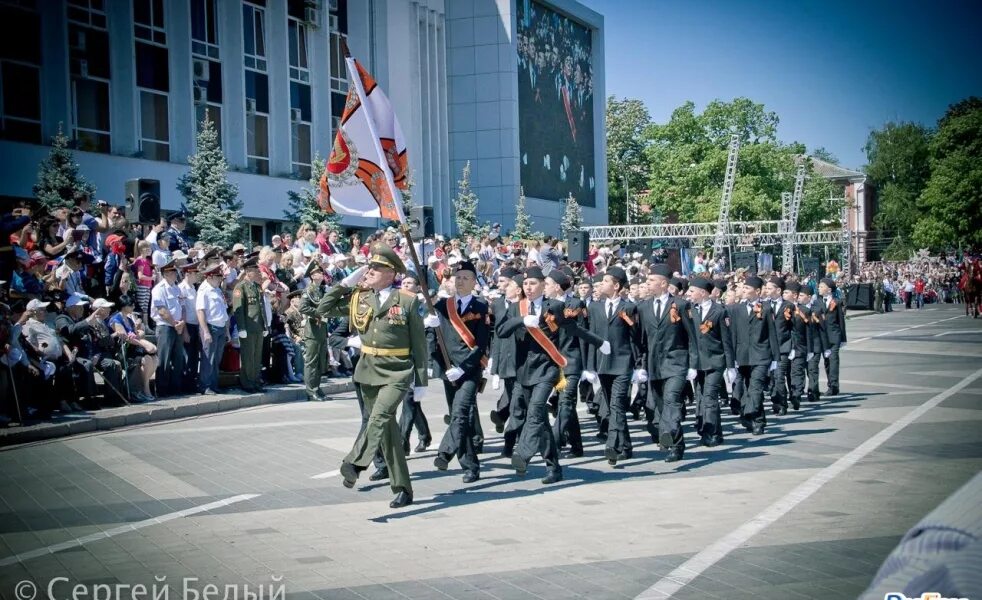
[655,299,662,319]
[530,302,536,315]
[457,299,463,314]
[607,302,613,319]
[696,304,702,320]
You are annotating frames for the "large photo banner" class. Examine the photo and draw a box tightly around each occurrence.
[517,0,596,207]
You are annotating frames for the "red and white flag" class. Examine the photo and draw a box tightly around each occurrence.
[318,56,408,222]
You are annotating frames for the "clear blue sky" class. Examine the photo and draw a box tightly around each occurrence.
[579,0,982,169]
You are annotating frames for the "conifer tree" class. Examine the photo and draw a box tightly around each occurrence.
[283,154,340,231]
[560,192,583,239]
[512,186,533,239]
[33,125,96,214]
[177,115,243,246]
[454,161,480,238]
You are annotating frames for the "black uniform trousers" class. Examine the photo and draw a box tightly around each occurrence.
[823,345,841,390]
[399,386,431,449]
[438,377,480,474]
[514,380,561,474]
[738,364,769,429]
[771,353,791,410]
[806,352,822,399]
[581,378,598,415]
[694,369,724,441]
[599,373,630,451]
[789,354,807,401]
[501,377,524,455]
[553,373,583,454]
[651,376,686,449]
[444,382,484,451]
[183,324,200,393]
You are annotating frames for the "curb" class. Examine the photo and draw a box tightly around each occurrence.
[0,380,355,447]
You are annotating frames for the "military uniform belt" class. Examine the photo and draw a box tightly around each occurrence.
[360,345,411,357]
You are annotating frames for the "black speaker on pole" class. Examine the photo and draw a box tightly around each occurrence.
[567,230,589,262]
[408,205,433,239]
[124,179,161,225]
[732,250,758,272]
[846,283,874,310]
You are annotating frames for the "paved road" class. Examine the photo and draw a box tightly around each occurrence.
[1,304,980,600]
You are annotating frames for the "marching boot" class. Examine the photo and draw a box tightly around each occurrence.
[389,490,413,509]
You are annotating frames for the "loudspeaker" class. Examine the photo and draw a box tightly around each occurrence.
[408,205,433,239]
[125,179,161,225]
[567,230,589,262]
[846,283,874,310]
[732,250,757,272]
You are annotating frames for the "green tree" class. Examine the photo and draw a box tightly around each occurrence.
[33,125,96,214]
[512,186,533,239]
[454,161,480,238]
[811,147,839,165]
[177,115,243,246]
[283,154,340,232]
[863,121,932,258]
[560,193,582,238]
[641,98,840,230]
[606,96,652,224]
[914,97,982,249]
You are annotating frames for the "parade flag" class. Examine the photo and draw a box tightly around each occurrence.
[319,54,408,222]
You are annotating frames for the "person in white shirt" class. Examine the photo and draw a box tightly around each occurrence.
[151,260,186,396]
[178,262,201,393]
[196,263,230,395]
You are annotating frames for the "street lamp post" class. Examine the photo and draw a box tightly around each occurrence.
[624,172,631,225]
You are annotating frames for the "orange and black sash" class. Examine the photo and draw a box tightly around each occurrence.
[519,298,568,369]
[447,298,489,368]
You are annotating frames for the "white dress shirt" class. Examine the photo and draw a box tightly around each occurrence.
[195,279,228,327]
[652,293,670,318]
[151,280,184,326]
[455,293,473,313]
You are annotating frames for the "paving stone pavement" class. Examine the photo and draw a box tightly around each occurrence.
[0,304,979,600]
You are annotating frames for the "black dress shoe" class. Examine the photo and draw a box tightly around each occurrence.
[462,471,480,484]
[499,449,513,459]
[511,454,528,476]
[752,423,765,436]
[443,414,451,425]
[658,431,674,451]
[433,454,450,471]
[563,449,584,459]
[779,405,788,416]
[389,490,413,509]
[490,410,505,433]
[414,439,431,453]
[617,448,633,460]
[707,435,723,447]
[729,398,741,415]
[541,471,563,484]
[368,468,389,482]
[604,447,618,466]
[825,387,839,396]
[595,432,608,442]
[629,404,641,420]
[791,397,801,410]
[340,462,359,489]
[665,447,683,463]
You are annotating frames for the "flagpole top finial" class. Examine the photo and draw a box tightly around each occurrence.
[340,38,351,59]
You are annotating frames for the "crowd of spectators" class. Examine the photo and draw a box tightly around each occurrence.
[2,194,974,428]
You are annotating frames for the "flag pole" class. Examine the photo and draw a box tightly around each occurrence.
[340,41,454,373]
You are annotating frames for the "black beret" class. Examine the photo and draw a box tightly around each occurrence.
[455,260,477,275]
[768,276,786,290]
[670,276,688,291]
[523,266,545,281]
[745,275,764,289]
[606,266,628,288]
[649,264,672,278]
[691,279,714,293]
[499,266,518,279]
[548,269,571,290]
[785,280,802,294]
[713,279,728,291]
[800,282,815,295]
[820,277,837,291]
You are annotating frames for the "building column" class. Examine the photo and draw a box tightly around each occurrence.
[220,0,246,167]
[266,0,290,176]
[38,0,70,143]
[167,0,193,163]
[107,0,137,155]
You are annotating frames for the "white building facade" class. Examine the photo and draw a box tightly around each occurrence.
[0,0,605,242]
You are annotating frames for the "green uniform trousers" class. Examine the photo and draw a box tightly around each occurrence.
[239,326,264,391]
[303,331,326,397]
[345,381,412,494]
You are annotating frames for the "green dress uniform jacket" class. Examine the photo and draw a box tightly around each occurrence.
[232,279,267,391]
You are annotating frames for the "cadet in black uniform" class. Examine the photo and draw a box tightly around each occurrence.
[784,280,809,411]
[818,278,846,396]
[765,276,795,415]
[489,267,519,433]
[799,283,830,402]
[638,265,698,462]
[583,266,643,466]
[688,278,734,446]
[727,275,780,435]
[425,261,491,483]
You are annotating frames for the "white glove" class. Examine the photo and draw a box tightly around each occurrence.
[725,368,737,384]
[599,341,611,355]
[523,314,540,328]
[345,335,362,349]
[686,368,697,381]
[823,349,832,359]
[340,265,369,288]
[238,330,247,339]
[769,361,778,373]
[788,349,796,360]
[839,341,847,348]
[423,313,441,328]
[632,369,648,383]
[492,374,501,390]
[413,386,427,402]
[807,352,814,361]
[581,370,598,384]
[427,368,434,378]
[446,366,465,382]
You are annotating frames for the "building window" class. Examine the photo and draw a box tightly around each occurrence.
[0,1,42,143]
[328,6,348,133]
[67,0,111,153]
[288,16,311,178]
[287,18,309,82]
[191,0,221,147]
[244,1,268,174]
[134,0,166,44]
[134,0,168,160]
[190,0,219,59]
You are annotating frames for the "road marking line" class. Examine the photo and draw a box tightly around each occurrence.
[0,494,259,567]
[934,330,982,337]
[115,418,364,435]
[311,469,341,480]
[634,365,982,600]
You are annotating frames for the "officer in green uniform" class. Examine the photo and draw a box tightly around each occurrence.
[300,260,327,401]
[232,257,267,393]
[317,243,428,509]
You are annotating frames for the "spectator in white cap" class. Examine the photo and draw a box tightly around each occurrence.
[21,299,76,412]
